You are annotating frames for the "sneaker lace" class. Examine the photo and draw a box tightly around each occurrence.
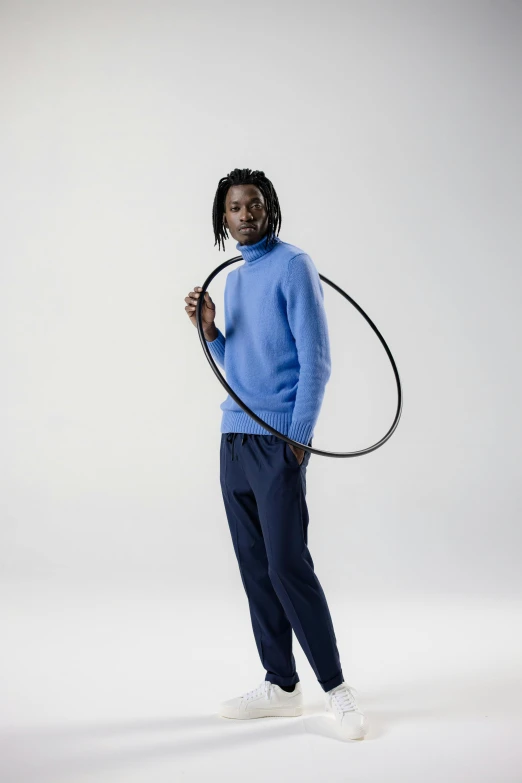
[242,680,272,702]
[330,683,359,713]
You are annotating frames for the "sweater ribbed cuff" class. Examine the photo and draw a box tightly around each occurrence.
[205,328,225,367]
[287,420,314,447]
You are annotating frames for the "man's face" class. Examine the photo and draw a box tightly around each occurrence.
[223,184,269,245]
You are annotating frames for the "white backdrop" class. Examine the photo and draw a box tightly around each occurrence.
[1,2,522,780]
[3,0,521,599]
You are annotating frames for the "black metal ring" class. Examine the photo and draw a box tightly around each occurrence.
[196,254,403,458]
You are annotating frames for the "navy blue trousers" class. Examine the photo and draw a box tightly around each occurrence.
[220,433,344,693]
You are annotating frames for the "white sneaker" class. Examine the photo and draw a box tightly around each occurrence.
[219,680,303,720]
[325,682,369,740]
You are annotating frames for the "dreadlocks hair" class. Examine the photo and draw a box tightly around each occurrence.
[212,168,282,252]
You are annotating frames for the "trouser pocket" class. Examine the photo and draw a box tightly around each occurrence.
[284,439,312,469]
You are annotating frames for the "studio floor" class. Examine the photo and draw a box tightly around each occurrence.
[1,584,520,783]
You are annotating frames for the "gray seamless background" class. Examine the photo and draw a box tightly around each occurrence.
[2,0,521,602]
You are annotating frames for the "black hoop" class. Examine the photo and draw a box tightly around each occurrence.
[197,255,403,458]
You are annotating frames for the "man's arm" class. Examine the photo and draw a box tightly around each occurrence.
[283,253,332,446]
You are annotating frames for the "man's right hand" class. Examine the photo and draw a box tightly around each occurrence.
[185,286,217,339]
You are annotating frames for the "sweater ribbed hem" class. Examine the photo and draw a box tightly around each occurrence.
[221,410,314,446]
[221,410,291,436]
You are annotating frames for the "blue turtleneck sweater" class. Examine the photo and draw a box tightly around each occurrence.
[205,234,331,446]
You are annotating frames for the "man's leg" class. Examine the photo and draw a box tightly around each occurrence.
[220,433,299,688]
[249,435,345,693]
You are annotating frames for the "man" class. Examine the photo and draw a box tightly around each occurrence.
[184,168,368,741]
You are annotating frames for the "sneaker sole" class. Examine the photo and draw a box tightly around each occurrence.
[337,727,368,740]
[219,705,303,720]
[335,719,370,741]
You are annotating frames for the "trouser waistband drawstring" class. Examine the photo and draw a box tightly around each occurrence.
[226,432,247,461]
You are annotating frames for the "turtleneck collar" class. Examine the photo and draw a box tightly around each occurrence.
[236,233,281,265]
